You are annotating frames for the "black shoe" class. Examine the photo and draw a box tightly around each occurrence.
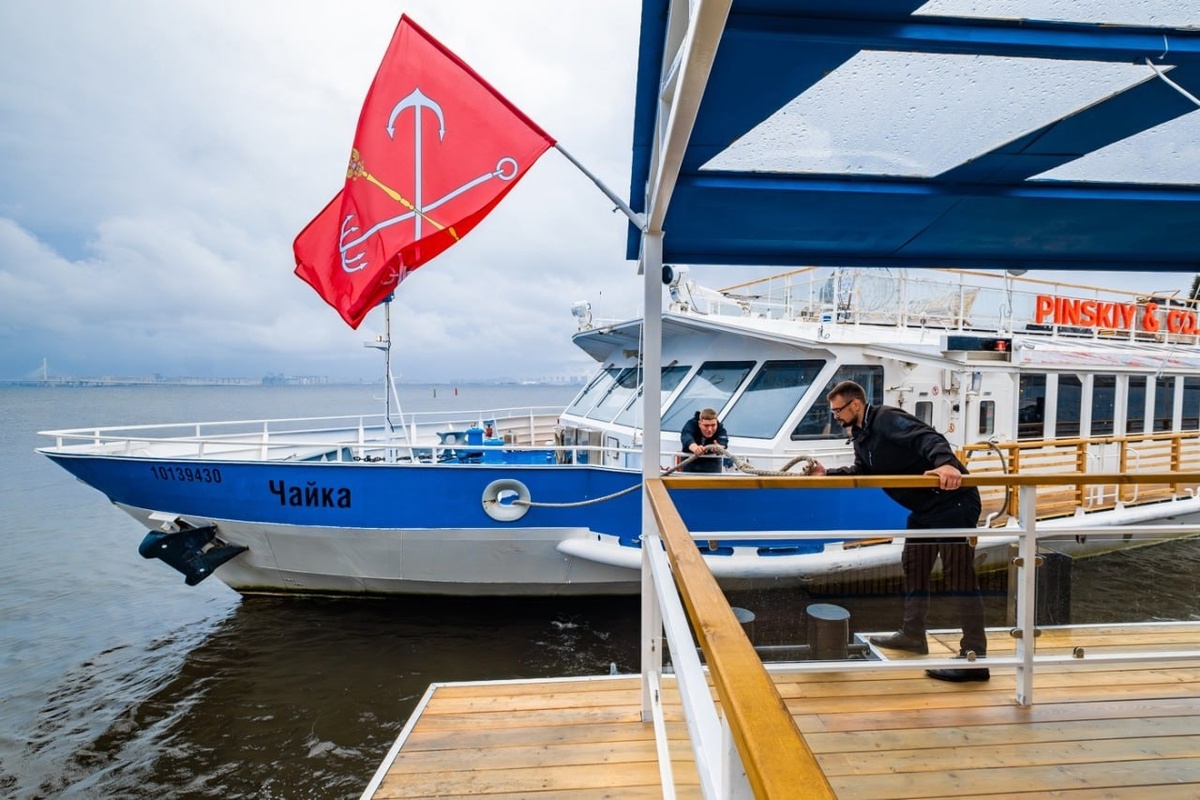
[926,653,989,682]
[868,631,928,655]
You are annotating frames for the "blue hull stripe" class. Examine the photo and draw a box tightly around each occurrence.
[43,454,907,540]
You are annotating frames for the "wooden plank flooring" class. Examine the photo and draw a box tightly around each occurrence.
[364,624,1200,799]
[364,674,699,799]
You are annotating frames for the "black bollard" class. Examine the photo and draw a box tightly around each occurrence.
[806,603,850,660]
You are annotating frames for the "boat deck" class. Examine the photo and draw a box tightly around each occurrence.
[362,623,1200,799]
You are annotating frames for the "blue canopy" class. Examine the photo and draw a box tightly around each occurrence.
[627,1,1200,272]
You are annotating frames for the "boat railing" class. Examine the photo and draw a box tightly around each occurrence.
[690,267,1200,344]
[37,407,569,461]
[961,429,1200,521]
[38,425,649,468]
[640,471,1200,798]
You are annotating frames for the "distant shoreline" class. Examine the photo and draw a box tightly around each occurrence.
[0,377,586,388]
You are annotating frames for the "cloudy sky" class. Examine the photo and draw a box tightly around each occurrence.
[1,1,1197,382]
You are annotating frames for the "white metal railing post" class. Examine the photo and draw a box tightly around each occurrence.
[645,534,729,799]
[1015,484,1039,705]
[720,717,754,799]
[640,532,663,721]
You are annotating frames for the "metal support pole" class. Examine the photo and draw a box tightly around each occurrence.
[640,535,663,721]
[1014,485,1039,705]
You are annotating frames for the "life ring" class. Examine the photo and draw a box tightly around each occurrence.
[482,478,531,522]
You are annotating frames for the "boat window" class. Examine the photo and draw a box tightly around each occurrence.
[1091,375,1116,436]
[1126,376,1146,434]
[1056,374,1082,438]
[584,366,641,422]
[565,368,620,415]
[722,360,825,439]
[661,361,755,433]
[791,365,884,440]
[978,400,995,436]
[1018,374,1046,440]
[914,401,933,425]
[1184,378,1200,431]
[1155,376,1175,432]
[614,365,691,427]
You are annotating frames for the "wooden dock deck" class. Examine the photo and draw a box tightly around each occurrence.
[363,623,1200,799]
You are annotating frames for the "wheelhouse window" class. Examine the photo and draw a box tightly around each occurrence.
[1126,376,1146,434]
[1154,375,1175,432]
[1056,374,1082,438]
[614,364,691,427]
[661,361,755,433]
[1091,375,1116,436]
[791,365,884,440]
[1017,373,1046,439]
[722,360,825,439]
[565,367,621,416]
[584,366,640,422]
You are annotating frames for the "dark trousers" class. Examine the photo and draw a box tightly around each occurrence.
[900,499,987,656]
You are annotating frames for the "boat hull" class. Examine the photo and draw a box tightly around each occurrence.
[41,451,1200,597]
[43,451,906,596]
[118,503,643,596]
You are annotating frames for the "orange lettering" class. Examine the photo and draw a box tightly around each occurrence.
[1035,295,1054,324]
[1079,300,1097,327]
[1060,298,1080,326]
[1184,311,1198,335]
[1142,302,1160,332]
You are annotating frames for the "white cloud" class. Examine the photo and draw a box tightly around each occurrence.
[0,1,1194,383]
[0,0,642,381]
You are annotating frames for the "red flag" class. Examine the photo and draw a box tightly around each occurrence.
[294,16,556,328]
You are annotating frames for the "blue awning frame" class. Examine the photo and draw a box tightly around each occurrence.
[626,1,1200,273]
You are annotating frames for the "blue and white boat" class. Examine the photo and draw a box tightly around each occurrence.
[36,267,1200,596]
[36,1,1200,597]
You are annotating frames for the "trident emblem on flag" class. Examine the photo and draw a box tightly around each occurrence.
[338,88,521,274]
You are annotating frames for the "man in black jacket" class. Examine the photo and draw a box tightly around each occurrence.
[679,408,729,473]
[810,380,988,682]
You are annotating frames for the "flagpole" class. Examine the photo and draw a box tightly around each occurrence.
[554,144,646,230]
[382,300,407,444]
[364,298,408,449]
[384,300,393,433]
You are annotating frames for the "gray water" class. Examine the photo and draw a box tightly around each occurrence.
[1,384,1197,799]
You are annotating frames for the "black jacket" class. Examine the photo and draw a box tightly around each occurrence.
[679,412,729,473]
[824,403,979,514]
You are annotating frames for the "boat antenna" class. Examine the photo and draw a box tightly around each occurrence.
[1002,269,1026,335]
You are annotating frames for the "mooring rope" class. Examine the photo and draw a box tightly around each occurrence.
[515,444,815,509]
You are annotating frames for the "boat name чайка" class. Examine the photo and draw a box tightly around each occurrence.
[268,479,352,508]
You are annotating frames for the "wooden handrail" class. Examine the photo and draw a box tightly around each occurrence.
[960,430,1200,450]
[645,478,836,800]
[661,471,1200,490]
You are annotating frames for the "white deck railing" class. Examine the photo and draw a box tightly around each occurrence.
[37,407,579,462]
[641,472,1200,799]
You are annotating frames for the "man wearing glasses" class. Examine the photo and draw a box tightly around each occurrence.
[810,380,988,682]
